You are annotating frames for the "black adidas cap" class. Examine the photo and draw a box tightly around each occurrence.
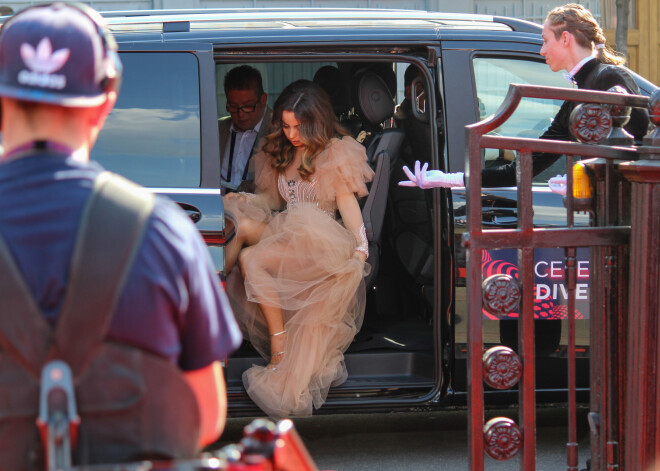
[0,2,121,107]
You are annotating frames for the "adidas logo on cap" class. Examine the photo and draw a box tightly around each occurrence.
[17,37,70,90]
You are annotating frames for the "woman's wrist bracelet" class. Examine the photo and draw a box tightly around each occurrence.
[355,224,369,258]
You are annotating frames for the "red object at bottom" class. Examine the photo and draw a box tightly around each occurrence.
[66,418,320,471]
[225,418,319,471]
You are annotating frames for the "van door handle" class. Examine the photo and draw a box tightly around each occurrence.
[494,214,518,226]
[482,208,517,227]
[177,202,201,223]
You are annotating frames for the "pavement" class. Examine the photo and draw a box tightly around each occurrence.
[213,406,591,470]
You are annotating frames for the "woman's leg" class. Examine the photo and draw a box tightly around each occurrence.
[261,304,286,366]
[225,216,267,274]
[239,246,286,366]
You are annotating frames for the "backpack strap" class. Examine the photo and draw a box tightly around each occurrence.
[0,236,52,378]
[49,172,155,375]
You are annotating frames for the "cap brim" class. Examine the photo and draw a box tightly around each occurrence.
[0,83,107,107]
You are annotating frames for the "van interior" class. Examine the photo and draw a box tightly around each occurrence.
[217,59,441,401]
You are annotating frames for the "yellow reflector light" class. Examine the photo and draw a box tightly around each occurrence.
[572,162,593,199]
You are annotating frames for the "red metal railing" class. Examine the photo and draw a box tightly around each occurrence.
[464,83,658,470]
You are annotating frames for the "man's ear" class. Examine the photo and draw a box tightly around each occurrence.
[103,90,118,116]
[561,30,572,47]
[92,91,117,126]
[260,93,268,105]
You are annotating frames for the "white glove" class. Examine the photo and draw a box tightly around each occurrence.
[399,161,465,189]
[548,174,567,196]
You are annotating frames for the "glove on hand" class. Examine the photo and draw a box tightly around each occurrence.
[548,174,567,196]
[399,161,465,189]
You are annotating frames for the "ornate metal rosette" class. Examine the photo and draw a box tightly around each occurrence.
[482,274,520,316]
[482,346,522,389]
[649,88,660,128]
[569,103,612,144]
[483,417,523,461]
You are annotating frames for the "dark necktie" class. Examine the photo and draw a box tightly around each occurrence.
[226,130,237,182]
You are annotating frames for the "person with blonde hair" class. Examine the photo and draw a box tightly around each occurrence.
[400,3,649,190]
[224,79,374,418]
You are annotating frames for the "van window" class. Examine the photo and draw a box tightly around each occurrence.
[215,62,335,116]
[91,52,201,188]
[473,57,571,182]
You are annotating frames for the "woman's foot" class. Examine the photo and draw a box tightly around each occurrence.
[267,330,286,370]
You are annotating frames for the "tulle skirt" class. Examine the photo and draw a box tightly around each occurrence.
[226,202,367,418]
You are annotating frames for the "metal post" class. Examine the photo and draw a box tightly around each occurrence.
[583,157,628,471]
[517,149,536,471]
[619,91,660,471]
[619,159,660,470]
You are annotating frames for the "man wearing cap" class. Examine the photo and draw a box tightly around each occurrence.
[219,65,271,194]
[0,3,241,468]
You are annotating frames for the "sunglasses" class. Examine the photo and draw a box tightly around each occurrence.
[226,102,259,113]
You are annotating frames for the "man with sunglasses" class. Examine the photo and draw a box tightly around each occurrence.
[219,65,272,194]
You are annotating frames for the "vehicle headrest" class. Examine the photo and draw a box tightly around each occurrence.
[313,65,352,116]
[355,71,395,128]
[353,63,397,97]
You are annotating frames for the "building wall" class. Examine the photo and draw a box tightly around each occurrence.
[616,0,660,86]
[468,0,599,24]
[1,0,431,9]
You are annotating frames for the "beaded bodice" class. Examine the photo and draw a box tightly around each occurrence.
[277,173,335,217]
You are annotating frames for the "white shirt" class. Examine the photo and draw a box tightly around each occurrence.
[221,111,266,191]
[564,54,597,84]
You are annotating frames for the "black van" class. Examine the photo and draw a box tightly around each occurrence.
[88,9,657,416]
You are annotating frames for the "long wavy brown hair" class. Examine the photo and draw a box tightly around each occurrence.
[546,3,625,66]
[262,79,348,180]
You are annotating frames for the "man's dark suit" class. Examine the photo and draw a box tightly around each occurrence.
[219,107,273,193]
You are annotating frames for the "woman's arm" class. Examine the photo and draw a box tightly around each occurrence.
[336,191,368,262]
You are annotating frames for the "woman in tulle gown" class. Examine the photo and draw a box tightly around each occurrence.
[223,79,374,418]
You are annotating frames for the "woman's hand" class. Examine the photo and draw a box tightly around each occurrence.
[353,250,367,264]
[336,191,369,265]
[224,192,253,202]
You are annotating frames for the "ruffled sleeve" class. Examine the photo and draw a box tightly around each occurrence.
[314,137,374,208]
[253,150,284,211]
[222,150,283,226]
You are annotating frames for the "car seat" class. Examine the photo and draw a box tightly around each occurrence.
[353,68,405,289]
[313,65,351,117]
[351,64,397,144]
[313,65,362,137]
